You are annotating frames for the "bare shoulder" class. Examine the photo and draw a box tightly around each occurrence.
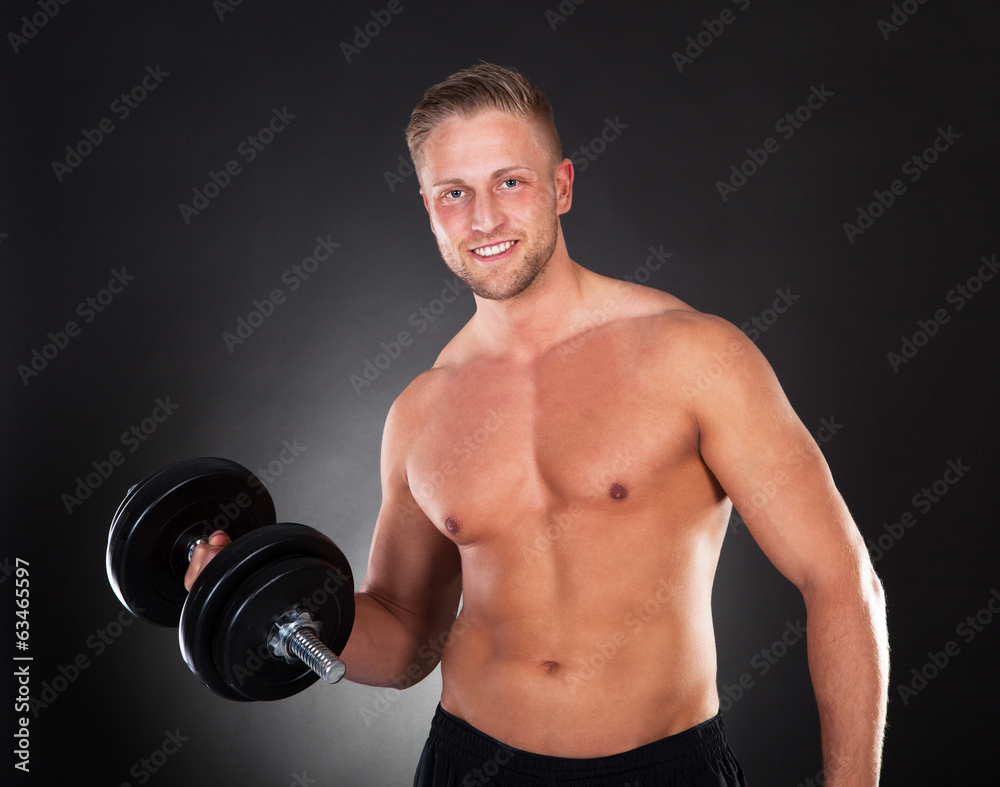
[381,341,467,451]
[589,274,753,363]
[383,367,441,443]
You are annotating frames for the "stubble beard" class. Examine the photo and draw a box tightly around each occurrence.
[440,210,560,302]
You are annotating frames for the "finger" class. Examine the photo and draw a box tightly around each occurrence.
[184,547,214,591]
[184,537,229,591]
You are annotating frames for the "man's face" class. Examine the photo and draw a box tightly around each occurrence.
[419,110,572,301]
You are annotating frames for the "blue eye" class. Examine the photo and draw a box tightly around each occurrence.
[446,189,464,199]
[502,179,518,188]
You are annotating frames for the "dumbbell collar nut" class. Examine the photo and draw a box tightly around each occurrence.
[187,536,211,564]
[268,610,322,665]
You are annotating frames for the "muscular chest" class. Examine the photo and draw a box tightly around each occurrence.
[406,342,699,542]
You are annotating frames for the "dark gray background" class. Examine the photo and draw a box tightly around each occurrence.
[4,1,998,784]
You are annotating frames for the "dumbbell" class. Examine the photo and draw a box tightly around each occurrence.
[106,457,355,701]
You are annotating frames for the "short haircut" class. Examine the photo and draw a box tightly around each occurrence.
[406,63,562,172]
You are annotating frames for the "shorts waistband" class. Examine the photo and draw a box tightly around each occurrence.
[426,705,734,782]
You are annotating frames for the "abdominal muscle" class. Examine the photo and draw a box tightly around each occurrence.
[436,506,727,758]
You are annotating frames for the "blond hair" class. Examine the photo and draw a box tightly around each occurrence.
[405,63,562,171]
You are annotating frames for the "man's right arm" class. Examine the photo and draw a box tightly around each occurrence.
[184,389,462,689]
[333,390,462,688]
[341,386,462,688]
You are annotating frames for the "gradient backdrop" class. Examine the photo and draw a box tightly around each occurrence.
[4,1,998,785]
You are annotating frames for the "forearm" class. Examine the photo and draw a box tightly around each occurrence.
[339,591,455,689]
[805,565,889,787]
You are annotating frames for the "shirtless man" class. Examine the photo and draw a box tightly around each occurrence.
[187,65,888,786]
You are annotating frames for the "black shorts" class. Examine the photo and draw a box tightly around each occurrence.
[413,705,748,786]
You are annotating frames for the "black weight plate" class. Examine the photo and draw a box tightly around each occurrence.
[215,553,354,701]
[179,523,354,701]
[106,457,276,626]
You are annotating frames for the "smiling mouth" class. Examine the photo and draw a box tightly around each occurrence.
[470,240,517,258]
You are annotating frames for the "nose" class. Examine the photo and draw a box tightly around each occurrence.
[471,191,504,236]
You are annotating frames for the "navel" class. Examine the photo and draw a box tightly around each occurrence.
[444,516,461,535]
[609,482,628,500]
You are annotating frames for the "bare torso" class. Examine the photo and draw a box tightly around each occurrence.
[400,280,732,757]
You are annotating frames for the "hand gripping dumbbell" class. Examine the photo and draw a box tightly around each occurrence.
[106,457,355,701]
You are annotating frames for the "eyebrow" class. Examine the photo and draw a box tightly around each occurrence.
[432,165,534,188]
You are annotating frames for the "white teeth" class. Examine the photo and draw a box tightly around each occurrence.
[473,240,515,257]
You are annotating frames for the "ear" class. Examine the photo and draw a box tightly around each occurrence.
[554,158,574,215]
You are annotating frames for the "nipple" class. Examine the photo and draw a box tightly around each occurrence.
[609,482,628,500]
[444,517,460,534]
